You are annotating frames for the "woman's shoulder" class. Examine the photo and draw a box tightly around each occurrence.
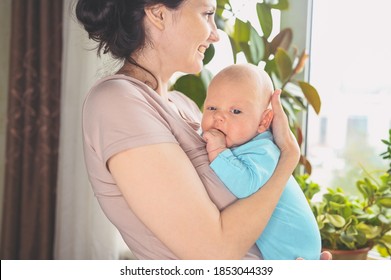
[84,74,153,109]
[90,74,147,96]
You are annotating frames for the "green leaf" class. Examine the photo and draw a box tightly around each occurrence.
[228,36,239,63]
[249,27,265,64]
[282,88,306,110]
[376,245,391,257]
[378,196,391,208]
[329,201,345,210]
[331,193,346,203]
[326,214,346,228]
[265,59,278,77]
[269,28,293,55]
[340,231,359,249]
[346,225,358,236]
[270,71,282,90]
[357,180,369,199]
[256,3,273,38]
[317,220,324,230]
[239,42,253,64]
[322,223,336,233]
[203,44,215,65]
[172,74,206,109]
[342,205,352,218]
[233,18,251,43]
[199,68,213,88]
[340,231,355,243]
[356,223,382,239]
[355,231,368,246]
[275,48,292,83]
[216,0,230,17]
[298,81,321,114]
[280,97,297,124]
[268,0,290,10]
[214,14,226,30]
[378,214,391,224]
[380,234,391,247]
[365,177,378,192]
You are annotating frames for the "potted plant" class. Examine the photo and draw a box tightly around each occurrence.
[297,129,391,259]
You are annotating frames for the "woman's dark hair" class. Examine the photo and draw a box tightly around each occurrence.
[75,0,185,59]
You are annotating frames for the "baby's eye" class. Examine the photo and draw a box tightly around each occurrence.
[231,109,242,115]
[206,106,217,111]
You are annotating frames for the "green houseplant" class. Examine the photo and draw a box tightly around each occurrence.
[298,129,391,259]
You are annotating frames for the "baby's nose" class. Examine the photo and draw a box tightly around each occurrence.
[213,111,225,121]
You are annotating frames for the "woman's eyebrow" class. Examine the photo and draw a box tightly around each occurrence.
[203,4,216,11]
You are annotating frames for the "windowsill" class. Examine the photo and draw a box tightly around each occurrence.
[367,250,390,260]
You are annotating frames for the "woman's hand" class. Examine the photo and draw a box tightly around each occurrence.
[296,251,333,260]
[270,89,300,165]
[320,251,332,260]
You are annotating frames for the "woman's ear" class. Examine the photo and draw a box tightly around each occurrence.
[144,4,166,30]
[258,109,273,133]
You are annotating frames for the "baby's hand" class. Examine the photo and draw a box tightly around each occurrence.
[202,129,227,162]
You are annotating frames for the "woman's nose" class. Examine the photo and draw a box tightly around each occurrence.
[209,20,220,42]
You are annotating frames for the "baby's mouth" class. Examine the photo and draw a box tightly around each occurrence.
[216,128,226,136]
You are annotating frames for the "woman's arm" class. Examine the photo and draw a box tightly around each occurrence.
[108,90,300,259]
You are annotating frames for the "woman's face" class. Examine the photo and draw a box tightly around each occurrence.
[162,0,219,74]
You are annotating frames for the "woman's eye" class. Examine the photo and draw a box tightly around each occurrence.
[231,109,242,115]
[205,11,215,19]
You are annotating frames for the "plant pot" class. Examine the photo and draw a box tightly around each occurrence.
[324,247,371,260]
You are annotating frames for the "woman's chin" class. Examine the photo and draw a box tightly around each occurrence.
[183,61,204,75]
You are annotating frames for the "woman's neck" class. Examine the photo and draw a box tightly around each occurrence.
[117,54,171,97]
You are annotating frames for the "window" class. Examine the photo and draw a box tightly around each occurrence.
[306,0,391,194]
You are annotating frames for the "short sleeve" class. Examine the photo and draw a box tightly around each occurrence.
[82,79,178,167]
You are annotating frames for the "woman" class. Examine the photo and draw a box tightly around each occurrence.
[76,0,330,260]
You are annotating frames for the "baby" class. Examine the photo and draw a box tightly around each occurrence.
[201,63,321,260]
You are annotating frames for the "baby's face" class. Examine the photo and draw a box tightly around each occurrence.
[201,79,267,148]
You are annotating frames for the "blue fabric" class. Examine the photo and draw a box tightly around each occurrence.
[210,131,321,260]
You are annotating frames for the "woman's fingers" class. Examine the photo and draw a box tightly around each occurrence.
[270,89,300,161]
[270,89,283,117]
[296,251,332,260]
[320,251,332,260]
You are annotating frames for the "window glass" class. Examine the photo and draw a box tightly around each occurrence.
[307,0,391,194]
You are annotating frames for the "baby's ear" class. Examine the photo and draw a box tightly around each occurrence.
[258,109,273,133]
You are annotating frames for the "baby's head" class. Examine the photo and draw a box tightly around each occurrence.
[201,63,274,147]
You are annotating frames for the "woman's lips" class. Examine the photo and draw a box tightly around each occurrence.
[198,45,208,55]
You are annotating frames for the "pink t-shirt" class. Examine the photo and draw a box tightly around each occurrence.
[82,75,262,259]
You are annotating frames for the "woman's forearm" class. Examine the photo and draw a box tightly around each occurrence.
[209,151,298,258]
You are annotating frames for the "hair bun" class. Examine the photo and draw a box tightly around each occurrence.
[75,0,123,44]
[76,0,184,60]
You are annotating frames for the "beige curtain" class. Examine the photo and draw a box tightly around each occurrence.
[54,0,131,259]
